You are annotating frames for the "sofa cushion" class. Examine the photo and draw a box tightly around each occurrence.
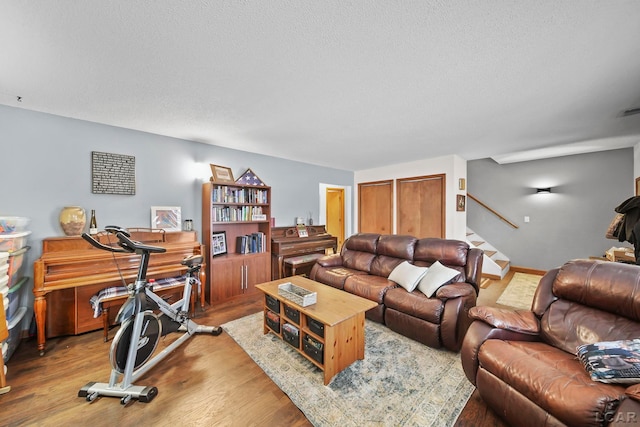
[311,267,367,290]
[376,234,417,259]
[417,261,461,297]
[342,250,376,273]
[478,339,624,427]
[540,300,640,356]
[414,238,469,267]
[552,260,640,322]
[344,274,397,304]
[387,261,428,292]
[384,287,443,324]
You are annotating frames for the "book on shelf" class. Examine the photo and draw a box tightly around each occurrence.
[576,338,640,384]
[235,232,266,254]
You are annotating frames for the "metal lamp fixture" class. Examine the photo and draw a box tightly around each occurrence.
[536,187,552,194]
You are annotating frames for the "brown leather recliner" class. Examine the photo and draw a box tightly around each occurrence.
[461,259,640,427]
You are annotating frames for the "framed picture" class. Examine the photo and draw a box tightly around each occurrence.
[151,206,181,231]
[210,164,235,183]
[636,177,640,196]
[458,178,466,190]
[211,231,227,256]
[456,195,466,212]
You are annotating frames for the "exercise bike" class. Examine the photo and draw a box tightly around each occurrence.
[78,226,222,405]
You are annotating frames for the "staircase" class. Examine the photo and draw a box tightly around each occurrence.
[466,228,510,279]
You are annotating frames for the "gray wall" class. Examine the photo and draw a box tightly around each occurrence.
[1,105,352,329]
[467,149,633,271]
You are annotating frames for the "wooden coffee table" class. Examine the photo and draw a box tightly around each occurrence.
[255,276,378,385]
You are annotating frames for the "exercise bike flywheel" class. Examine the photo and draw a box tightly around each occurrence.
[110,311,162,374]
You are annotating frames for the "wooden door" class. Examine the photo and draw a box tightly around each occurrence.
[397,174,445,238]
[358,180,393,234]
[326,187,345,250]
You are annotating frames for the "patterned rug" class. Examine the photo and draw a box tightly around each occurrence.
[222,312,474,427]
[495,272,541,310]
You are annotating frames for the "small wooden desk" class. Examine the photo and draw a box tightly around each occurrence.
[256,276,377,385]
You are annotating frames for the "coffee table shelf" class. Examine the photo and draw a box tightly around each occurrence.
[256,276,377,385]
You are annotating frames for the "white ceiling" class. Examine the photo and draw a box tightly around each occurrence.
[2,1,640,171]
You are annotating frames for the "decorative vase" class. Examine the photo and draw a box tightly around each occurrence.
[59,206,86,236]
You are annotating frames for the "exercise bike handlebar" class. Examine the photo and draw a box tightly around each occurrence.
[81,226,167,255]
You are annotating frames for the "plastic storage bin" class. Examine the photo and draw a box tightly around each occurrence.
[3,306,27,363]
[0,217,30,234]
[6,246,29,288]
[5,276,27,321]
[0,231,31,252]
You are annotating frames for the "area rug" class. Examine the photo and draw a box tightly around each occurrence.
[222,312,474,427]
[495,272,541,310]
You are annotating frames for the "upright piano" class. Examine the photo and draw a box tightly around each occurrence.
[33,229,204,354]
[270,225,338,280]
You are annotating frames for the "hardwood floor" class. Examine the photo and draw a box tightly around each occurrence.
[0,272,523,426]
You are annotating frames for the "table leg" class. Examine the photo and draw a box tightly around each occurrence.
[34,294,47,355]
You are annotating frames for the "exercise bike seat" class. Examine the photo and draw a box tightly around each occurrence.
[181,254,203,267]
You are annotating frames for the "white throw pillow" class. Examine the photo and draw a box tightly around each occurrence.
[388,261,428,292]
[417,261,461,297]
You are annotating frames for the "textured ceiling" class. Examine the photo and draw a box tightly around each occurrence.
[2,1,640,171]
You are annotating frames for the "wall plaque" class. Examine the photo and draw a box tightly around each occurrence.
[91,151,136,195]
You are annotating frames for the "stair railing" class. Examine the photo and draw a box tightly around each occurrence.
[467,193,519,229]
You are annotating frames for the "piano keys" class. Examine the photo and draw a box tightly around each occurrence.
[271,225,338,280]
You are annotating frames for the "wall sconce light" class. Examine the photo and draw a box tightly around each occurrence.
[536,187,552,194]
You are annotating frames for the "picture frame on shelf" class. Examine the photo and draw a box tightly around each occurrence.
[211,231,228,256]
[151,206,181,231]
[210,164,235,183]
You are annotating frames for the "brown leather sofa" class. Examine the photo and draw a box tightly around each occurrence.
[461,259,640,427]
[308,233,483,351]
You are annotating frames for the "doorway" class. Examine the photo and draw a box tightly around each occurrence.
[326,187,345,249]
[319,183,352,252]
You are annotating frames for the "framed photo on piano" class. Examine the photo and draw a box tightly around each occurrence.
[211,231,227,256]
[296,224,309,237]
[151,206,181,231]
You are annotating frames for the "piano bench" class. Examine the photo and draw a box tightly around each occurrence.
[283,253,324,277]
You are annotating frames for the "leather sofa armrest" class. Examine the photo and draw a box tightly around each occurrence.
[315,253,344,268]
[461,307,541,385]
[435,282,475,300]
[469,306,540,335]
